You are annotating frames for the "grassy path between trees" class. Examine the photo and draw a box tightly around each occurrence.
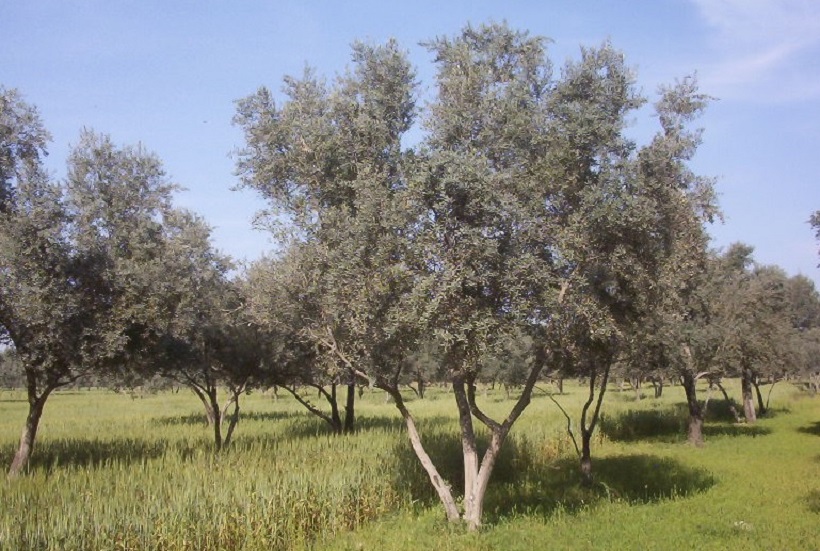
[1,381,818,550]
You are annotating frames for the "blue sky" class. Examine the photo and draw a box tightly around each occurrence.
[2,0,819,284]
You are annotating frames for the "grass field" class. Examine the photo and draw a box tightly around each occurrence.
[1,380,818,550]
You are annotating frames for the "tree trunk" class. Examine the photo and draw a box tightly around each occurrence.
[463,431,505,530]
[385,384,460,522]
[651,376,663,398]
[207,387,223,451]
[330,384,342,434]
[222,392,241,449]
[752,378,767,416]
[741,367,757,423]
[555,376,564,395]
[344,381,355,433]
[283,384,342,433]
[580,433,593,487]
[714,380,743,423]
[190,385,217,426]
[681,370,704,446]
[579,360,610,486]
[8,387,52,478]
[452,377,479,522]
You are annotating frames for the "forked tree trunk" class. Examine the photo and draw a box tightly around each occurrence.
[454,376,517,527]
[8,385,53,479]
[222,386,245,450]
[282,384,343,433]
[383,349,545,530]
[190,385,217,426]
[578,361,610,486]
[752,378,767,416]
[741,367,757,423]
[651,376,663,398]
[463,430,505,529]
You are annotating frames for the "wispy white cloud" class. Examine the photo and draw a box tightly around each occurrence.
[691,0,820,101]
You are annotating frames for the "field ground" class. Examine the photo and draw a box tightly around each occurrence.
[0,379,818,550]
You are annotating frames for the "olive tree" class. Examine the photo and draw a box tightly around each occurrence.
[1,89,216,476]
[236,39,418,435]
[235,24,718,527]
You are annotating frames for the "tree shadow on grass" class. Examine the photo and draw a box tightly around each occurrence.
[7,436,172,473]
[806,489,820,513]
[702,424,770,438]
[600,402,772,443]
[600,408,686,443]
[390,432,715,524]
[152,409,307,427]
[797,421,820,437]
[486,453,715,522]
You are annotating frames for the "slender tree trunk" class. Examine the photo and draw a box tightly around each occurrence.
[190,385,217,426]
[384,384,460,522]
[741,367,757,423]
[452,377,479,519]
[714,380,743,423]
[329,384,342,434]
[8,385,53,479]
[752,378,767,416]
[344,381,355,433]
[651,376,663,398]
[765,379,778,411]
[222,392,241,449]
[580,433,593,486]
[579,361,610,486]
[681,370,704,446]
[207,386,223,451]
[555,376,564,395]
[283,384,342,433]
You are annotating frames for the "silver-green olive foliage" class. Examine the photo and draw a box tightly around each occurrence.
[1,88,225,475]
[236,39,420,383]
[235,23,717,527]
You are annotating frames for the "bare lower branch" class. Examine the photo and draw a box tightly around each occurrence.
[537,385,581,457]
[466,377,501,432]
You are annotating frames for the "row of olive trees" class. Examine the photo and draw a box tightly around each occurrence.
[627,242,820,443]
[232,23,723,528]
[0,87,268,475]
[3,22,818,529]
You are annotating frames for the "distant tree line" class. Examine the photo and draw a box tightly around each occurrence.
[2,23,819,529]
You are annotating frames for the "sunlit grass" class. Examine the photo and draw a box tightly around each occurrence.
[0,379,817,550]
